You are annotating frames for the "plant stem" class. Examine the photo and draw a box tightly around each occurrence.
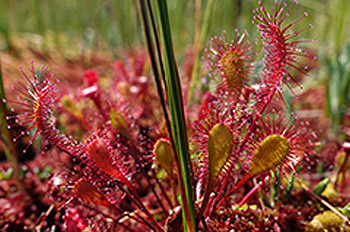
[335,143,350,189]
[145,171,168,216]
[151,169,174,208]
[238,180,264,207]
[118,182,163,232]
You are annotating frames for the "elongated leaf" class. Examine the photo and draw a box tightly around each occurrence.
[283,172,295,200]
[154,138,175,178]
[87,137,132,191]
[156,1,196,231]
[207,123,233,189]
[313,178,329,196]
[197,123,233,224]
[249,135,290,177]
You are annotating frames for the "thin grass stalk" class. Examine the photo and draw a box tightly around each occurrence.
[156,1,196,231]
[194,0,202,49]
[0,60,26,194]
[335,150,350,189]
[186,0,201,104]
[142,0,184,210]
[142,0,193,228]
[139,1,178,209]
[139,0,173,142]
[146,0,169,95]
[105,0,120,59]
[194,0,202,61]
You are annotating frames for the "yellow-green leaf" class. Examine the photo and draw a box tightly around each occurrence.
[249,134,290,177]
[208,123,234,188]
[154,139,175,177]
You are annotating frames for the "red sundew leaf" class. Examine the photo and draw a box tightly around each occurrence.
[74,179,111,207]
[7,64,84,156]
[222,112,317,204]
[220,134,292,207]
[197,123,234,221]
[206,30,253,98]
[87,137,133,191]
[253,0,312,89]
[63,208,87,232]
[113,60,129,82]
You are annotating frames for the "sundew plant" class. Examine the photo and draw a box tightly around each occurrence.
[2,0,350,231]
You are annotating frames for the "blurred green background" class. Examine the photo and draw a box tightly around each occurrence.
[1,0,348,55]
[0,0,349,139]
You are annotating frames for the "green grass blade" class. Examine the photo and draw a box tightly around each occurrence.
[139,0,173,147]
[156,1,196,231]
